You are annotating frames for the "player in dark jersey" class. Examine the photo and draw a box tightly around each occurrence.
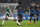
[35,4,39,22]
[29,3,35,24]
[16,3,23,25]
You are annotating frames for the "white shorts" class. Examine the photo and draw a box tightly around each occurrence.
[7,17,15,20]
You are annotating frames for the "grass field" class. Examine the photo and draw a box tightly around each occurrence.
[0,20,40,27]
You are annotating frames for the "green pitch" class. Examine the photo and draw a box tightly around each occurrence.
[0,20,40,27]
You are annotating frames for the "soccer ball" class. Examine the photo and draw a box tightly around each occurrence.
[13,19,16,21]
[27,21,30,24]
[5,17,8,20]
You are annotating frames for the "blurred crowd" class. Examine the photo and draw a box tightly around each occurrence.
[0,0,40,14]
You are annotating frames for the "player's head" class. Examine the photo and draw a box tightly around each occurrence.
[19,2,22,7]
[36,3,39,7]
[31,2,35,6]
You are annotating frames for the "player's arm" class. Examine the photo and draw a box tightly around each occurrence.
[39,9,40,12]
[29,9,30,14]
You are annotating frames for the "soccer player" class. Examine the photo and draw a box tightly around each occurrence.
[29,3,35,24]
[16,3,23,24]
[0,9,13,25]
[35,3,39,22]
[1,6,11,25]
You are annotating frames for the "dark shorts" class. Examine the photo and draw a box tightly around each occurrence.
[30,14,34,17]
[36,14,39,16]
[18,14,22,18]
[17,14,22,22]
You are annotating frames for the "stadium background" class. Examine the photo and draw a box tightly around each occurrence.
[0,0,40,20]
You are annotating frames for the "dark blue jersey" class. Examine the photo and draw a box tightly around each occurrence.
[18,10,22,14]
[30,10,35,14]
[36,10,39,14]
[30,6,35,14]
[16,6,23,14]
[35,6,39,14]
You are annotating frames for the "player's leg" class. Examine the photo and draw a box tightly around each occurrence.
[2,20,5,25]
[33,14,35,24]
[16,14,22,26]
[36,14,39,22]
[30,14,32,22]
[0,15,6,25]
[9,17,21,26]
[16,20,21,26]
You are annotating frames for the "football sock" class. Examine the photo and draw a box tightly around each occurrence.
[2,20,5,25]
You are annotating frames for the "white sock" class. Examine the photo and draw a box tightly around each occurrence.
[2,20,5,25]
[16,20,21,25]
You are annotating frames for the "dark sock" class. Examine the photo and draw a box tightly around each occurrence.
[30,19,31,22]
[34,19,35,24]
[36,17,38,22]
